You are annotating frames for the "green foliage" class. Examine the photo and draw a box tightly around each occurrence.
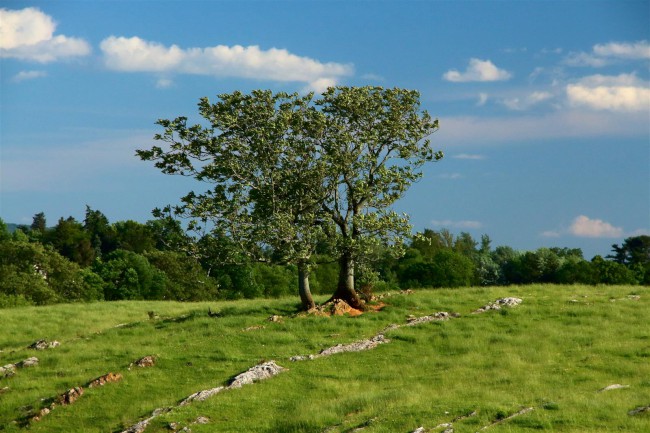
[44,216,95,266]
[144,250,219,301]
[94,250,166,300]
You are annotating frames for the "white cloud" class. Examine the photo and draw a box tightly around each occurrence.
[565,40,650,67]
[540,230,561,238]
[438,109,649,145]
[12,70,47,82]
[502,91,553,110]
[443,58,512,82]
[452,153,485,160]
[0,7,91,62]
[566,73,650,112]
[431,219,483,229]
[593,41,650,60]
[100,36,353,90]
[569,215,624,238]
[476,93,488,106]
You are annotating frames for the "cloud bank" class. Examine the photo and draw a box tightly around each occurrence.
[0,7,91,62]
[443,58,512,82]
[100,36,353,91]
[566,73,650,112]
[565,40,650,67]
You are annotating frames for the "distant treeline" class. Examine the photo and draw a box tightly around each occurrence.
[1,207,648,308]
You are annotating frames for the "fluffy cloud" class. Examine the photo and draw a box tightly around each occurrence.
[566,73,650,112]
[0,7,91,62]
[443,58,511,82]
[565,40,650,67]
[431,219,483,229]
[100,36,353,91]
[569,215,624,238]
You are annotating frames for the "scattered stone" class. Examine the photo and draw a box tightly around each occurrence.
[319,334,389,357]
[31,407,51,422]
[88,372,123,387]
[17,357,39,368]
[180,386,226,405]
[0,386,9,394]
[0,364,16,378]
[628,405,650,416]
[120,407,171,433]
[477,407,534,431]
[410,427,426,433]
[267,315,283,322]
[401,289,414,295]
[228,361,286,388]
[57,387,84,405]
[599,384,629,392]
[289,354,316,362]
[29,340,60,350]
[195,416,210,424]
[627,295,640,300]
[473,297,522,314]
[406,311,453,326]
[243,325,265,331]
[134,356,156,368]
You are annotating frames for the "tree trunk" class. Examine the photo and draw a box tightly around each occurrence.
[298,261,316,310]
[329,252,364,310]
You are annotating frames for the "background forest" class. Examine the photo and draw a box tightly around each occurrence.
[1,207,647,308]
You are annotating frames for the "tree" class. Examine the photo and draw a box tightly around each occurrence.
[45,217,95,267]
[83,206,117,256]
[609,235,650,284]
[317,87,441,307]
[137,87,440,310]
[31,212,47,235]
[138,90,331,309]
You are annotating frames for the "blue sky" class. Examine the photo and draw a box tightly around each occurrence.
[1,0,648,259]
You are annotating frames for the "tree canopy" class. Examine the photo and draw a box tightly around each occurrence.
[137,86,441,309]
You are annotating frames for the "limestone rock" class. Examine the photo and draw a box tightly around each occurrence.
[17,357,39,368]
[628,405,650,416]
[57,387,84,405]
[599,384,629,392]
[88,372,123,387]
[319,334,389,357]
[29,340,60,350]
[134,356,155,368]
[180,387,225,405]
[474,297,522,313]
[228,361,286,389]
[0,364,16,378]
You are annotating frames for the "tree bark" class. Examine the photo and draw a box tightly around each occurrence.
[329,251,364,310]
[298,261,316,310]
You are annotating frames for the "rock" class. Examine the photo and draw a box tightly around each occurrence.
[474,297,522,313]
[0,386,9,394]
[243,325,265,331]
[134,356,155,368]
[0,364,16,378]
[17,357,39,368]
[267,315,283,322]
[406,312,452,326]
[57,387,84,405]
[628,405,650,415]
[410,427,426,433]
[195,416,209,424]
[88,372,123,387]
[599,384,629,392]
[289,354,316,362]
[29,340,60,350]
[180,387,225,405]
[31,407,51,422]
[319,334,389,357]
[228,361,286,389]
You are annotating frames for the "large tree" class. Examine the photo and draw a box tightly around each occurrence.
[137,86,440,309]
[137,90,330,309]
[318,87,441,307]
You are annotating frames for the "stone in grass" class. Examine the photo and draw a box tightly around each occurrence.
[628,405,650,416]
[473,297,522,313]
[0,364,16,378]
[134,356,156,368]
[599,384,629,392]
[17,357,39,368]
[228,361,286,389]
[29,340,60,350]
[88,372,123,387]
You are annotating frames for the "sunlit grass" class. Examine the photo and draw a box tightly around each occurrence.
[0,285,648,432]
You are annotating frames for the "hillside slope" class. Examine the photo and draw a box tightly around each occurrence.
[1,285,648,432]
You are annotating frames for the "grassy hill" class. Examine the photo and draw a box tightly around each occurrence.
[1,285,648,432]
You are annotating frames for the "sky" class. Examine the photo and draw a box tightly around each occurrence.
[1,0,649,260]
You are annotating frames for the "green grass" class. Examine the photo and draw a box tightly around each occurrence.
[0,285,648,432]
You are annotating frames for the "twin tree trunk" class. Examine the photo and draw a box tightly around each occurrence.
[298,261,315,310]
[330,251,364,310]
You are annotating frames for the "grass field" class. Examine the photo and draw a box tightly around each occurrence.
[1,284,648,432]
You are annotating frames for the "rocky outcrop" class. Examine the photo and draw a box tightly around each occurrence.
[29,339,60,350]
[89,372,123,387]
[473,297,522,313]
